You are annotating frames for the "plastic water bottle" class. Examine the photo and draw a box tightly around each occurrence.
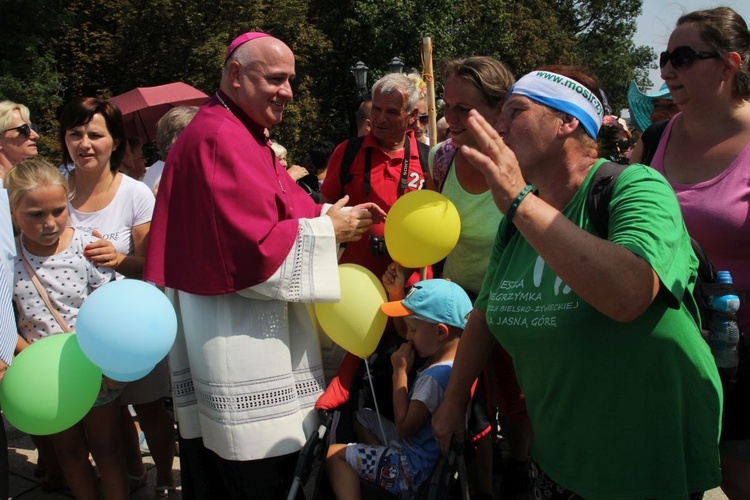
[707,271,741,369]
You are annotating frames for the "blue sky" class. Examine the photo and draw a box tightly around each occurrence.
[634,1,750,90]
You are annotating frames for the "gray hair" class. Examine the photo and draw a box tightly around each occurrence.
[223,38,270,74]
[372,73,420,114]
[156,106,199,159]
[225,44,247,71]
[0,101,31,132]
[222,40,257,81]
[270,140,287,158]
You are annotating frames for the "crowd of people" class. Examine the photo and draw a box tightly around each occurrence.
[0,5,748,500]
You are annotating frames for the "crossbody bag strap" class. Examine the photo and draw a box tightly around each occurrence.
[17,236,71,333]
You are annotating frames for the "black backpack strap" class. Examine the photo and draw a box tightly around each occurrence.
[339,136,365,198]
[337,136,437,199]
[504,162,627,243]
[503,209,520,242]
[688,237,717,331]
[691,237,718,289]
[416,141,437,191]
[586,161,630,238]
[640,119,668,166]
[417,141,430,176]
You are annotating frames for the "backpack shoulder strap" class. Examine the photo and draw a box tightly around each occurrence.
[339,136,365,198]
[417,141,430,174]
[503,218,517,244]
[416,141,437,191]
[504,162,628,243]
[690,237,719,330]
[587,161,630,239]
[640,119,668,166]
[433,141,458,192]
[586,162,725,329]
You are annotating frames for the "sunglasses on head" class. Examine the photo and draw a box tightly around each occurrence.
[418,114,429,125]
[0,122,37,138]
[659,46,720,70]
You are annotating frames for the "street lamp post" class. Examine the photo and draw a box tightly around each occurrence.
[350,61,369,100]
[387,56,404,74]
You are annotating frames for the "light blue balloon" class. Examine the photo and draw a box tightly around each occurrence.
[76,280,177,374]
[103,365,155,382]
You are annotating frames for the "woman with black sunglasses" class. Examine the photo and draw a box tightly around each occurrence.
[0,101,39,181]
[631,7,750,499]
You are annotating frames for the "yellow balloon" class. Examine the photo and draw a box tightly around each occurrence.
[384,190,461,268]
[314,264,388,358]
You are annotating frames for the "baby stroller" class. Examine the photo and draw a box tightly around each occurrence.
[287,332,474,500]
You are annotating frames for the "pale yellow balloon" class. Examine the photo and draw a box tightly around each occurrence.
[314,264,388,358]
[384,190,461,268]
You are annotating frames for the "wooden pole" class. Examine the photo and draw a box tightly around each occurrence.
[421,36,437,146]
[421,37,437,280]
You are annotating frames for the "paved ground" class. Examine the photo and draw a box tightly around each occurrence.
[3,412,729,500]
[4,414,181,499]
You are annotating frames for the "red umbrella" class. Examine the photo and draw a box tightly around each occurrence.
[109,82,209,143]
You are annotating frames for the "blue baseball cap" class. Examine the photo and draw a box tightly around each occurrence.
[380,279,472,329]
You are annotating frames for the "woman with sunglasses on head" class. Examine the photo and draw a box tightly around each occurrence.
[631,7,750,499]
[433,64,722,499]
[0,101,40,181]
[60,97,177,499]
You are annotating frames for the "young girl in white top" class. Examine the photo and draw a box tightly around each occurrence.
[7,158,129,500]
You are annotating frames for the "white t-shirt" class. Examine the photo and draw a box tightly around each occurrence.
[69,174,154,257]
[14,229,114,342]
[0,187,17,364]
[142,160,165,192]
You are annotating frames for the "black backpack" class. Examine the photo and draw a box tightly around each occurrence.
[338,136,432,198]
[504,161,742,332]
[589,162,744,333]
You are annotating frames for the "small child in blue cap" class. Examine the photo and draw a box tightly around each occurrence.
[326,278,473,499]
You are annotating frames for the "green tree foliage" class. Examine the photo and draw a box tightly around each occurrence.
[556,0,655,112]
[55,0,125,98]
[0,0,67,156]
[0,0,653,163]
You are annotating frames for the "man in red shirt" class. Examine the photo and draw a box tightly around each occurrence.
[322,73,428,280]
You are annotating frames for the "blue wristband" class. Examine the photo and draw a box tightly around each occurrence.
[506,184,535,225]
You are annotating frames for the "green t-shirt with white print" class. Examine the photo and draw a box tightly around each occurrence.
[476,159,721,499]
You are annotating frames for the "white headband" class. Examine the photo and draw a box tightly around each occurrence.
[509,71,604,138]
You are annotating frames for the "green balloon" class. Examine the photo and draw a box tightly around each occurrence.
[0,333,102,435]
